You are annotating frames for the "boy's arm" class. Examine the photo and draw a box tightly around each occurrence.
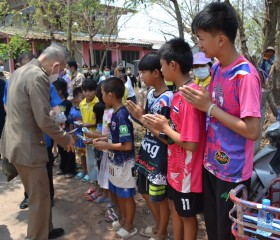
[179,86,260,141]
[142,114,197,151]
[93,141,133,151]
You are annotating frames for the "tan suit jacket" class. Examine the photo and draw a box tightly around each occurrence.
[68,71,85,100]
[1,59,71,167]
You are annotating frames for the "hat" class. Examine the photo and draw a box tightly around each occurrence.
[265,46,275,52]
[193,52,212,65]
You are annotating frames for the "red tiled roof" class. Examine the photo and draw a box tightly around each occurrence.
[0,27,154,47]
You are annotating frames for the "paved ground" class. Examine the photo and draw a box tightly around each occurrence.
[0,158,207,240]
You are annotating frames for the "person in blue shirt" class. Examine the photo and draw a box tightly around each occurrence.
[260,46,275,78]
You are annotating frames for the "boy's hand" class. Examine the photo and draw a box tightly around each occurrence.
[126,100,144,119]
[142,114,168,132]
[179,86,212,112]
[84,131,94,138]
[93,140,109,150]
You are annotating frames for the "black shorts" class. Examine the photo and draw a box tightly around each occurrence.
[167,183,203,217]
[137,172,167,202]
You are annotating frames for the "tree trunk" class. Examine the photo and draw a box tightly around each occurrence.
[263,0,277,51]
[267,0,280,116]
[100,48,108,71]
[170,0,184,39]
[89,35,94,66]
[66,0,74,58]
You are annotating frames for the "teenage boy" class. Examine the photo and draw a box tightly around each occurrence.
[143,38,206,240]
[93,77,137,239]
[80,79,99,183]
[126,52,173,240]
[180,2,262,240]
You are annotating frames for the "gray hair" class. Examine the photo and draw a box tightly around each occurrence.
[40,42,69,63]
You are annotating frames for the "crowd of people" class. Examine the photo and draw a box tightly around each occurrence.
[0,2,264,240]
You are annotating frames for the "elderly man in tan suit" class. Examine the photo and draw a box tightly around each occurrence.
[1,43,75,240]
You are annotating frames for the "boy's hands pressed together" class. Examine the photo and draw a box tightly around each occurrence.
[142,114,169,133]
[179,86,212,112]
[126,100,144,120]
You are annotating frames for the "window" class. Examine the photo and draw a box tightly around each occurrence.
[121,51,139,64]
[89,50,112,68]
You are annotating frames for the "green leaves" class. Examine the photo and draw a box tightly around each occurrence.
[0,35,31,61]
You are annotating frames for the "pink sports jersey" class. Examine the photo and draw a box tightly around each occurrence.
[204,56,261,183]
[167,83,206,193]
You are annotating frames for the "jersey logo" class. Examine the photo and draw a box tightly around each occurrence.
[214,150,230,165]
[120,125,128,134]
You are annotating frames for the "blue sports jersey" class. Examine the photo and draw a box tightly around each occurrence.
[108,106,134,166]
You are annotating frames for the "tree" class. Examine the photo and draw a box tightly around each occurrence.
[264,0,280,117]
[0,35,31,61]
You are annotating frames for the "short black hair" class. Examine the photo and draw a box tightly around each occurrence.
[73,86,82,98]
[92,64,99,68]
[191,2,238,43]
[67,60,78,70]
[93,102,105,124]
[102,77,125,99]
[139,52,163,78]
[96,82,105,104]
[158,38,193,74]
[53,78,68,98]
[18,52,36,66]
[82,79,97,91]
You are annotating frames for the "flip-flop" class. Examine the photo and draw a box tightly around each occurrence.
[75,172,85,180]
[81,175,90,182]
[94,196,110,203]
[105,208,119,223]
[139,226,157,238]
[83,187,96,196]
[113,227,137,240]
[84,192,102,201]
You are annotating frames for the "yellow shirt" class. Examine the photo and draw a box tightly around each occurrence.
[122,87,129,105]
[165,80,174,86]
[194,75,211,88]
[79,96,99,131]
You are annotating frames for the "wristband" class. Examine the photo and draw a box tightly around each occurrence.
[207,103,216,117]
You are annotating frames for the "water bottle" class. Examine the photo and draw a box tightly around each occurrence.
[257,198,273,237]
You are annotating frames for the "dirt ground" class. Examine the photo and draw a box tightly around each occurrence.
[0,158,207,240]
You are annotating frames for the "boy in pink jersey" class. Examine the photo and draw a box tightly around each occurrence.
[143,38,206,240]
[180,2,261,240]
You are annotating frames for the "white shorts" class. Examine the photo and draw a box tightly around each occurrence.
[108,160,136,189]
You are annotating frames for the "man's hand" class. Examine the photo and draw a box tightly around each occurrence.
[126,100,144,120]
[66,136,75,152]
[142,114,168,132]
[179,86,212,112]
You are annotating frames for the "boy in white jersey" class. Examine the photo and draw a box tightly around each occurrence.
[143,38,206,240]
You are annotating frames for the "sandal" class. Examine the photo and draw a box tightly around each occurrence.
[83,187,96,196]
[84,192,102,201]
[140,226,157,238]
[81,174,90,182]
[94,196,110,203]
[75,172,85,180]
[107,220,121,231]
[105,208,119,223]
[113,227,137,240]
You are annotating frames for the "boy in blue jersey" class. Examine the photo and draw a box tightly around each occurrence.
[68,87,87,180]
[93,77,137,239]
